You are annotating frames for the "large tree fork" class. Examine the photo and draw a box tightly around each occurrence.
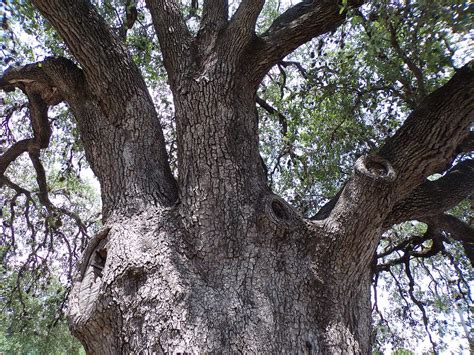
[1,0,473,353]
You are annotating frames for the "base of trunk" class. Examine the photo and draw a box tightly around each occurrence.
[68,206,372,354]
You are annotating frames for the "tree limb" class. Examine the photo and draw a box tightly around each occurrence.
[145,0,193,83]
[31,0,135,97]
[225,0,265,56]
[1,56,178,218]
[11,1,180,214]
[0,85,51,179]
[423,214,474,266]
[310,63,473,277]
[248,0,365,81]
[384,159,474,227]
[200,0,228,34]
[379,62,474,196]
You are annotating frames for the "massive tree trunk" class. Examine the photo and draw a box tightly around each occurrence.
[1,0,473,353]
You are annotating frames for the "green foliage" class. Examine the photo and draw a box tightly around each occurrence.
[0,266,84,354]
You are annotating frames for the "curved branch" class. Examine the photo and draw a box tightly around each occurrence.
[423,214,474,267]
[1,56,178,219]
[248,0,364,81]
[12,1,180,215]
[31,0,146,98]
[0,139,32,176]
[0,58,84,177]
[0,86,51,178]
[384,159,474,227]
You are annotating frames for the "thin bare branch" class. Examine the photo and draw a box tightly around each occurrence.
[256,96,288,136]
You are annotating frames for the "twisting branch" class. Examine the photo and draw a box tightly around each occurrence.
[375,227,444,272]
[0,84,52,187]
[403,256,437,352]
[422,214,474,267]
[375,225,445,352]
[4,1,179,213]
[0,59,79,182]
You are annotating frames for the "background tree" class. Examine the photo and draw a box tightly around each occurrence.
[0,0,472,353]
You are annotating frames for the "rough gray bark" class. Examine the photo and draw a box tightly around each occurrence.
[1,0,473,353]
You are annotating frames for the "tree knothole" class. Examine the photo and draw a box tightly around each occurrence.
[355,155,396,182]
[91,245,107,280]
[264,195,294,225]
[271,199,289,221]
[78,227,110,281]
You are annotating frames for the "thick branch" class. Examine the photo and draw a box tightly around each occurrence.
[31,0,148,100]
[379,62,474,195]
[2,55,178,218]
[310,64,473,278]
[0,58,84,174]
[248,0,364,81]
[145,0,193,83]
[28,148,51,208]
[384,159,474,227]
[24,1,179,214]
[0,86,51,179]
[225,0,264,56]
[200,0,228,33]
[316,65,474,228]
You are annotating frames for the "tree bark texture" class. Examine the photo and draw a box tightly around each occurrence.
[1,0,473,353]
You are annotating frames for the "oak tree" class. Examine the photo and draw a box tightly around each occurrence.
[1,0,473,353]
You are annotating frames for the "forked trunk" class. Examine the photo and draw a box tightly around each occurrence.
[68,80,374,354]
